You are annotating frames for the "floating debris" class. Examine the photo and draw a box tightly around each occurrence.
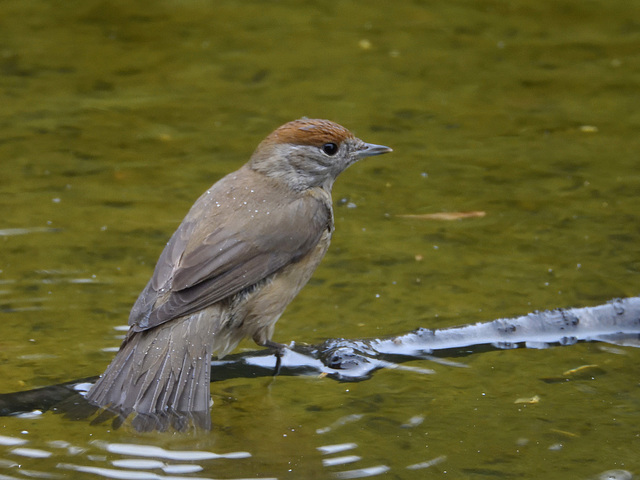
[514,395,540,404]
[550,428,578,438]
[563,364,599,376]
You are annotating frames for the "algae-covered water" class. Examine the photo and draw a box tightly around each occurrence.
[1,1,639,478]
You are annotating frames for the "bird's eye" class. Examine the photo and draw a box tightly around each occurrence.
[321,142,339,156]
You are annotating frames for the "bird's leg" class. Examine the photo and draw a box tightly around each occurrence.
[256,339,287,376]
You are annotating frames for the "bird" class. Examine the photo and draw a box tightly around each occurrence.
[86,118,392,431]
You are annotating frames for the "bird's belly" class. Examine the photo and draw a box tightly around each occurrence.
[215,230,331,354]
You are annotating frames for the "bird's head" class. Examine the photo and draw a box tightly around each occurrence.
[250,118,392,191]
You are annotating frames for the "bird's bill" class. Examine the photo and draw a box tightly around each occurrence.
[356,142,393,159]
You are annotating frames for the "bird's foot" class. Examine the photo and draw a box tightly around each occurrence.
[258,340,288,376]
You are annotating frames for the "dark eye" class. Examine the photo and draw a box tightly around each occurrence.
[322,142,339,156]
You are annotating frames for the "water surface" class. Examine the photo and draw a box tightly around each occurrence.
[1,1,639,478]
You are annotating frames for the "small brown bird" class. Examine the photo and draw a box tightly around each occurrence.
[86,118,392,430]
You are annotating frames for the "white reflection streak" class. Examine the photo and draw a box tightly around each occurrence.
[0,435,28,446]
[3,468,54,479]
[101,347,121,352]
[59,463,277,480]
[322,455,361,467]
[333,465,390,479]
[317,443,358,455]
[0,227,58,236]
[58,463,172,479]
[111,459,204,474]
[400,414,424,428]
[373,360,435,375]
[73,383,93,395]
[111,459,165,469]
[95,441,251,461]
[316,414,364,434]
[162,464,204,474]
[10,447,52,458]
[406,454,447,470]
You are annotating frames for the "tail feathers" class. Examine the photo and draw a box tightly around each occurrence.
[86,314,215,431]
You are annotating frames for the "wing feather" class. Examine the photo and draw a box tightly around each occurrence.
[129,167,331,331]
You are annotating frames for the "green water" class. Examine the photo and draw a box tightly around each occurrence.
[1,0,639,478]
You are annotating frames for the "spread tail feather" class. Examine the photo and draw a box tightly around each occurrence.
[86,312,217,431]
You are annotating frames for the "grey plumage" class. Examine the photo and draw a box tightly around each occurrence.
[86,119,391,430]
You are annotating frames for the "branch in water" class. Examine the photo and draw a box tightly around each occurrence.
[0,297,638,429]
[221,296,640,380]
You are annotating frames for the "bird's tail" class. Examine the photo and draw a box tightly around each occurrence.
[86,312,216,431]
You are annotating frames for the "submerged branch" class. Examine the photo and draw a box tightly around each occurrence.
[220,295,640,380]
[1,296,638,426]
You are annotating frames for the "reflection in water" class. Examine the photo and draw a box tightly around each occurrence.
[2,434,259,480]
[596,471,633,480]
[0,430,436,479]
[316,414,364,435]
[317,442,358,455]
[0,227,60,237]
[1,297,639,477]
[333,465,391,479]
[10,447,53,459]
[1,406,637,479]
[406,455,447,471]
[322,455,361,467]
[58,462,278,480]
[97,441,250,460]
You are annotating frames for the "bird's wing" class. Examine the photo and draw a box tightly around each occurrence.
[129,175,331,331]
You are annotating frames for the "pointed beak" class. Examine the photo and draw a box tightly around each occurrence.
[356,142,393,159]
